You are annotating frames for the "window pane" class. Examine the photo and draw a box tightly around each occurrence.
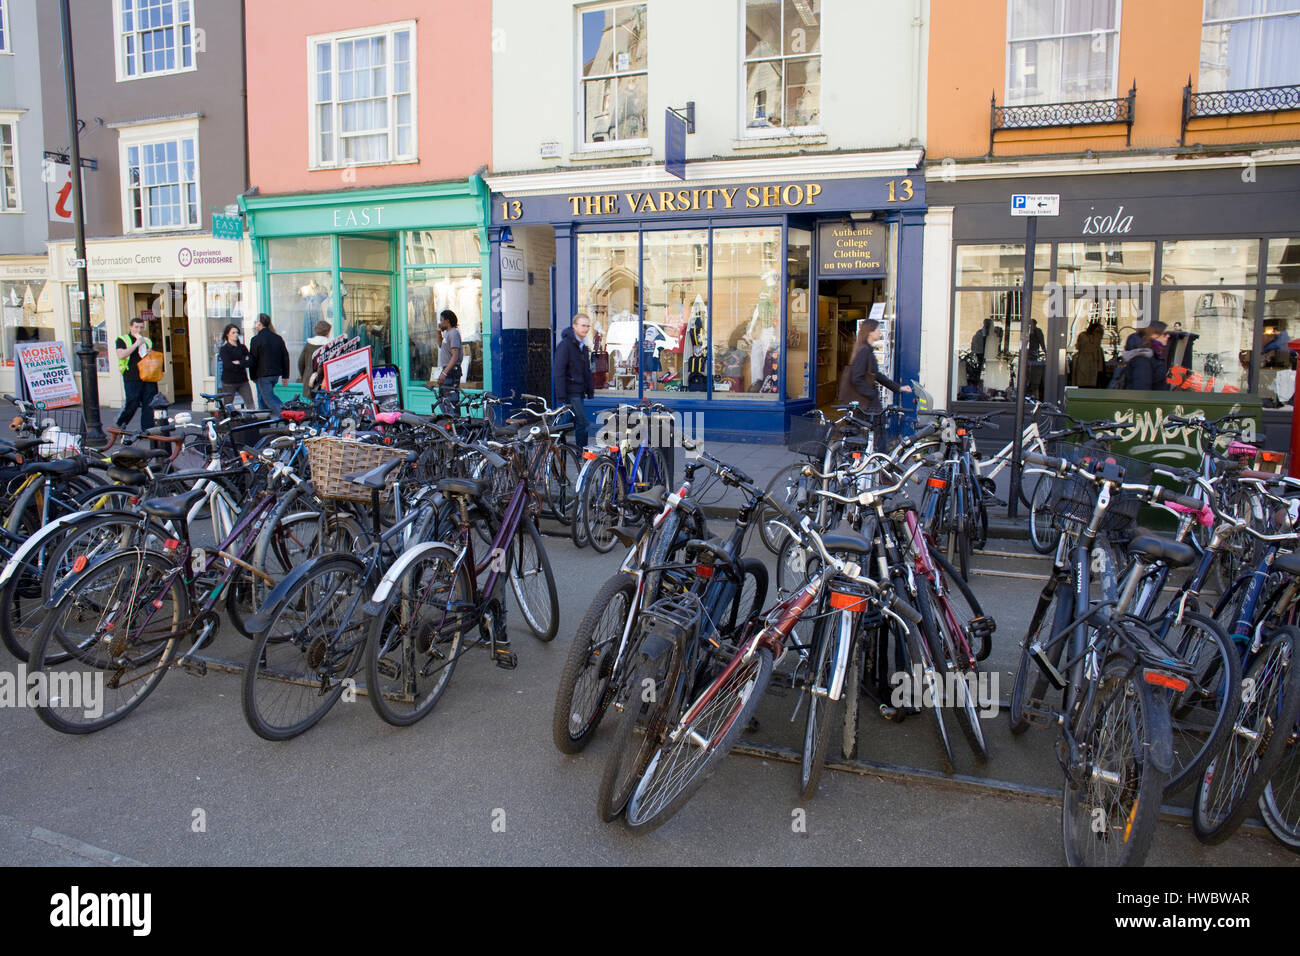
[581,9,615,76]
[641,230,708,395]
[406,268,482,389]
[404,229,480,266]
[1259,13,1300,86]
[584,77,615,142]
[1158,289,1254,394]
[394,29,409,63]
[270,272,333,378]
[615,4,647,72]
[268,236,331,271]
[784,57,820,126]
[341,272,392,366]
[1267,237,1300,284]
[1260,288,1300,405]
[745,0,781,57]
[1199,20,1256,90]
[616,73,647,140]
[1063,0,1116,32]
[711,227,782,400]
[340,237,389,270]
[783,0,820,55]
[955,244,1050,287]
[746,60,783,127]
[1008,38,1063,104]
[1162,239,1259,285]
[953,290,1039,401]
[1009,0,1059,39]
[1056,241,1154,285]
[786,228,811,399]
[1060,33,1116,99]
[578,232,639,396]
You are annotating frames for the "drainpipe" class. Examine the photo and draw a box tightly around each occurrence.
[912,0,925,145]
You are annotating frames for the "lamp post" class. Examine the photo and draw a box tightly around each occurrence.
[58,0,106,447]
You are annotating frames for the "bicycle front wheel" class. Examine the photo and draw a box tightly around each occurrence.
[366,544,470,727]
[1260,738,1300,852]
[581,458,620,553]
[553,573,636,754]
[1028,473,1060,555]
[507,516,559,641]
[799,605,845,800]
[1061,657,1169,867]
[758,463,804,555]
[29,549,187,734]
[1159,611,1241,796]
[242,555,368,741]
[624,644,774,833]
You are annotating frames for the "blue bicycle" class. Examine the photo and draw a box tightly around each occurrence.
[578,403,671,553]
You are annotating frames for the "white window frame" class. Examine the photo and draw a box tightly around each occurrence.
[0,1,12,55]
[575,1,649,152]
[117,117,201,234]
[1201,0,1300,91]
[113,0,198,82]
[738,0,824,138]
[1005,0,1122,106]
[0,111,22,213]
[307,20,418,170]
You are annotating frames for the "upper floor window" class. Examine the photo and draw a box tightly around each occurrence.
[310,22,416,168]
[1200,0,1300,91]
[116,0,196,81]
[0,117,19,211]
[1006,0,1120,105]
[744,0,821,131]
[0,1,11,54]
[118,119,200,231]
[579,3,647,145]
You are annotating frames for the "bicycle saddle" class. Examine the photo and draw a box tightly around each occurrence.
[1127,534,1197,569]
[626,486,666,512]
[21,457,87,477]
[140,487,206,521]
[819,532,873,557]
[1273,551,1300,577]
[436,477,482,499]
[345,455,411,489]
[106,467,149,486]
[111,447,169,467]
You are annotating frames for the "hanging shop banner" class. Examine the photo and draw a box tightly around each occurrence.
[817,222,887,277]
[323,345,373,392]
[14,341,81,409]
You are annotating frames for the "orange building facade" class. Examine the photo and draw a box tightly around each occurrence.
[920,0,1300,438]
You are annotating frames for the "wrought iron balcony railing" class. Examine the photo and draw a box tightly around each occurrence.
[989,84,1136,155]
[1181,79,1300,145]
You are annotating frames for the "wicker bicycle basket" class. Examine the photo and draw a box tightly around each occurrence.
[1042,441,1151,535]
[304,435,409,503]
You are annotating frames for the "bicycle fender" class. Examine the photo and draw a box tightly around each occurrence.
[639,633,675,662]
[244,552,367,633]
[1137,677,1175,776]
[0,508,111,585]
[362,541,456,616]
[3,475,45,537]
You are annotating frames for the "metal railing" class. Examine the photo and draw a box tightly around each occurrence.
[1181,78,1300,145]
[989,84,1136,155]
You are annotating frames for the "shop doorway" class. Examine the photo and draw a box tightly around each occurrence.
[814,278,886,413]
[123,284,191,405]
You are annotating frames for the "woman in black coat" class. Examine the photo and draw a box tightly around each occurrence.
[1122,321,1169,390]
[216,323,254,408]
[839,319,911,445]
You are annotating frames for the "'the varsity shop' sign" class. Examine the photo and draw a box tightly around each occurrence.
[492,175,925,224]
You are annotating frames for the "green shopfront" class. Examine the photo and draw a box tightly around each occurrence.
[240,178,490,411]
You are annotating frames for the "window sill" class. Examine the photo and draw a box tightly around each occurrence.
[310,157,420,172]
[568,144,652,162]
[732,133,828,150]
[116,64,199,83]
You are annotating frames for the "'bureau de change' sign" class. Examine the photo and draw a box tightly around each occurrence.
[818,222,887,278]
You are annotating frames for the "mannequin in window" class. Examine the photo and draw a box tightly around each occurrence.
[686,316,707,391]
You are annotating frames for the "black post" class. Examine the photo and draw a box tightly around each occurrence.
[1007,215,1036,519]
[59,0,106,447]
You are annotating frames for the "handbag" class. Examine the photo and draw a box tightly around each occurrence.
[1106,360,1130,390]
[138,349,165,383]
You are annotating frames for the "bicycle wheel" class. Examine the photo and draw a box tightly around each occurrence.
[366,543,470,727]
[553,573,636,754]
[758,463,805,555]
[29,549,187,734]
[916,577,988,762]
[597,646,680,822]
[799,604,845,800]
[1259,733,1300,852]
[1193,627,1300,844]
[569,459,594,550]
[507,515,559,641]
[1158,611,1241,796]
[841,632,867,760]
[242,554,369,741]
[581,457,620,553]
[1061,657,1169,867]
[1009,583,1074,735]
[1028,473,1060,555]
[542,443,581,525]
[624,643,774,833]
[896,589,954,773]
[631,446,669,494]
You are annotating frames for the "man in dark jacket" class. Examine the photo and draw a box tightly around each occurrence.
[249,313,290,413]
[553,313,594,447]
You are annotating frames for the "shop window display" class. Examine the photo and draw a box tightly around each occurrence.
[642,230,707,393]
[578,232,640,396]
[711,227,781,400]
[406,267,483,389]
[785,228,811,399]
[1,279,56,370]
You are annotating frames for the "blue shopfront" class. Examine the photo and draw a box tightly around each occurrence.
[485,162,927,443]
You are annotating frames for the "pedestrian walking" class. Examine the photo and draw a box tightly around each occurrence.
[216,323,254,408]
[839,319,910,447]
[553,312,594,448]
[249,313,290,414]
[114,315,159,432]
[428,309,463,415]
[298,320,333,399]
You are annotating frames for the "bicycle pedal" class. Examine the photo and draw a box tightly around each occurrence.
[877,703,906,723]
[1021,700,1057,728]
[492,648,518,670]
[180,658,207,678]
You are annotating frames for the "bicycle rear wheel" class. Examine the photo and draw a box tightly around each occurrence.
[596,646,681,822]
[758,463,805,555]
[1061,657,1169,867]
[507,516,559,641]
[624,643,774,833]
[1028,473,1060,555]
[1009,583,1073,735]
[242,555,368,741]
[581,458,620,553]
[553,573,636,754]
[1260,735,1300,852]
[1158,611,1240,796]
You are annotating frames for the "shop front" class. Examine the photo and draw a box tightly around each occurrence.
[0,257,59,397]
[485,154,926,443]
[47,236,252,412]
[240,178,490,413]
[929,163,1300,445]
